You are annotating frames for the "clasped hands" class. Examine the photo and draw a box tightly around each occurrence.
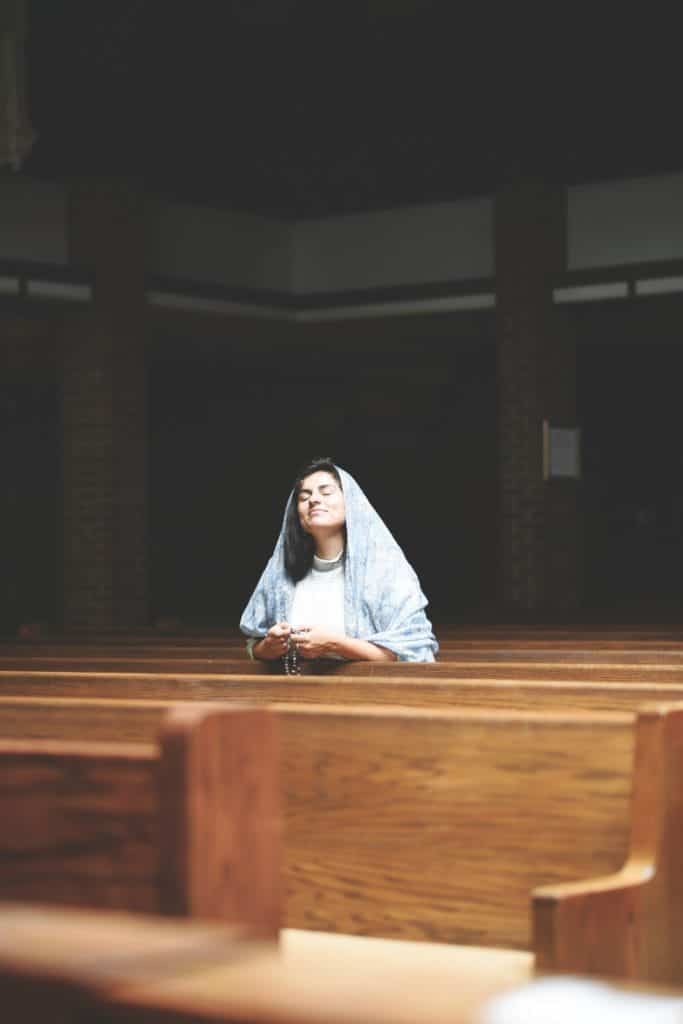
[259,621,341,660]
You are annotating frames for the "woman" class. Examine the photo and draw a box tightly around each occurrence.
[240,457,438,668]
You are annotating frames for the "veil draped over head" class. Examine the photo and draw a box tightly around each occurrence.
[240,466,438,662]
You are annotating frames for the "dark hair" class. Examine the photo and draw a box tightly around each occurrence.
[284,457,343,582]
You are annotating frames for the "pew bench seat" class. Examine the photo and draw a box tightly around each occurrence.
[4,905,683,1024]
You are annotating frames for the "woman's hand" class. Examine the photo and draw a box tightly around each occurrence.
[291,626,397,663]
[290,626,343,660]
[253,622,294,661]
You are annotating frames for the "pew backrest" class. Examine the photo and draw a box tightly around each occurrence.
[2,674,683,714]
[0,704,280,937]
[3,656,683,680]
[0,696,635,948]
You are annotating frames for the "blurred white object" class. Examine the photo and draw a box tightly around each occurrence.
[480,976,683,1024]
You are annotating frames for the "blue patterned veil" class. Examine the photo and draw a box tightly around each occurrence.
[240,465,438,662]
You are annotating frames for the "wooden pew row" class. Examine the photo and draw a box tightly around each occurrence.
[4,695,683,983]
[10,906,682,1024]
[0,696,655,950]
[112,934,683,1024]
[0,704,280,937]
[5,698,631,951]
[7,623,683,644]
[4,625,683,655]
[4,625,683,656]
[331,660,683,681]
[0,905,557,1024]
[2,657,683,680]
[4,645,683,667]
[0,903,258,1023]
[437,628,683,639]
[3,674,683,713]
[15,905,680,1024]
[439,648,683,663]
[4,635,683,656]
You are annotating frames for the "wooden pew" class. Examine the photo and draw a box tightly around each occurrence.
[21,624,670,641]
[10,636,683,652]
[0,903,530,1024]
[0,903,253,1024]
[3,651,683,675]
[3,622,683,685]
[10,694,683,982]
[3,636,683,663]
[0,703,280,938]
[4,692,683,985]
[533,702,683,981]
[3,624,683,660]
[4,674,683,713]
[3,655,683,681]
[4,905,683,1024]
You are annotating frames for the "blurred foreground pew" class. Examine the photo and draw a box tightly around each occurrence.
[2,904,682,1024]
[3,697,683,981]
[0,704,280,937]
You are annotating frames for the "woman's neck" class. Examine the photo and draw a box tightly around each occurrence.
[314,532,345,560]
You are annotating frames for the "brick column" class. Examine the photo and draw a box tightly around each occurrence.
[62,180,147,629]
[496,181,577,614]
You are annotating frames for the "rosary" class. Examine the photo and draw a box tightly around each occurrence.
[283,631,301,675]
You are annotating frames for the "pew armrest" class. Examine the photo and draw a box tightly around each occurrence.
[532,862,652,978]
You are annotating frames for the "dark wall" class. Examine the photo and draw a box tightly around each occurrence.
[0,320,60,634]
[6,292,682,635]
[148,312,498,627]
[576,295,683,619]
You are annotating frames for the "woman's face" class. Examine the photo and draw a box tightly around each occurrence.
[297,470,346,536]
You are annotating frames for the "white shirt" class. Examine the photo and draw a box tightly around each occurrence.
[290,553,345,632]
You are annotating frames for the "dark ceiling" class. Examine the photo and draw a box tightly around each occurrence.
[20,1,682,219]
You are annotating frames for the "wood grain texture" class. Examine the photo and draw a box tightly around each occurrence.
[335,661,683,681]
[158,705,281,938]
[3,658,683,684]
[533,703,683,984]
[3,648,683,671]
[0,705,281,939]
[0,697,635,948]
[2,675,683,714]
[278,705,635,947]
[0,740,162,913]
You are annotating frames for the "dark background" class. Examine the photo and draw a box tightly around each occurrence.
[24,1,682,219]
[147,315,498,626]
[2,3,682,629]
